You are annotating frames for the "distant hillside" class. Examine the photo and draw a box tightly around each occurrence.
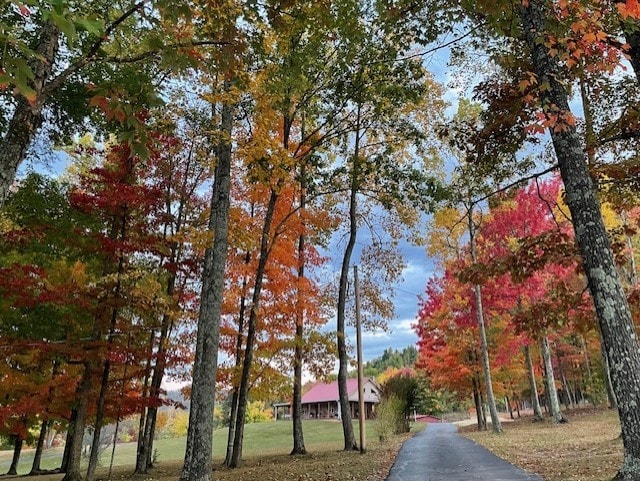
[163,389,190,410]
[360,346,417,378]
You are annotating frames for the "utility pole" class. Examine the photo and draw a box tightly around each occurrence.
[354,265,366,453]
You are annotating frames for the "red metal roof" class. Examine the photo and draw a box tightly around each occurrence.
[302,378,362,403]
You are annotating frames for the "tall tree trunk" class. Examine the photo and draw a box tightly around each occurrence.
[471,375,486,431]
[7,435,23,475]
[62,364,93,481]
[135,331,156,474]
[468,206,502,434]
[335,106,363,452]
[540,336,567,423]
[32,360,59,474]
[224,389,240,465]
[138,139,194,473]
[479,391,487,428]
[86,359,112,480]
[61,409,77,473]
[291,162,307,456]
[224,316,245,466]
[521,3,640,477]
[87,202,129,481]
[0,21,59,203]
[30,419,50,474]
[137,310,173,472]
[224,251,250,466]
[180,96,234,481]
[555,345,574,410]
[65,155,135,481]
[229,189,279,468]
[524,344,544,422]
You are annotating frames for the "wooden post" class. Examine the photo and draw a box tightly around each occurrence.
[354,265,366,453]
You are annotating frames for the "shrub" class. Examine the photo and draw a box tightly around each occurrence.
[375,395,406,441]
[171,411,189,437]
[246,400,273,423]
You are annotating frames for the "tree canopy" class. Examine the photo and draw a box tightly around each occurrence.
[3,1,640,480]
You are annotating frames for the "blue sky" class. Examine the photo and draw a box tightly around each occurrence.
[340,240,436,363]
[344,42,455,363]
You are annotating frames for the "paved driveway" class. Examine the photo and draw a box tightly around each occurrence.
[386,423,542,481]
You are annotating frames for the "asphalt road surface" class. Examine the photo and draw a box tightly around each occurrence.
[386,423,542,481]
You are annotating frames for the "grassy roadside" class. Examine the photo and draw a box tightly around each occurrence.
[0,420,424,481]
[460,407,622,481]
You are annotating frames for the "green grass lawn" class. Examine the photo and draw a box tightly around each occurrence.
[0,420,394,475]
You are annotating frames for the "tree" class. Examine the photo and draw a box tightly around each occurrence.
[415,273,488,430]
[523,343,544,422]
[134,99,210,475]
[0,0,228,203]
[434,100,527,434]
[0,173,98,476]
[475,177,580,422]
[63,135,170,481]
[467,202,502,433]
[181,79,236,481]
[363,347,418,377]
[518,2,640,478]
[325,0,444,449]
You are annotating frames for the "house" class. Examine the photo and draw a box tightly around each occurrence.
[273,378,381,421]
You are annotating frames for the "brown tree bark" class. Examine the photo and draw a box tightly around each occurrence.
[471,374,486,431]
[229,189,279,468]
[134,331,155,473]
[291,162,307,456]
[7,435,23,475]
[60,409,76,473]
[224,250,250,466]
[30,419,50,474]
[137,309,175,472]
[135,331,155,473]
[61,363,92,481]
[335,105,362,452]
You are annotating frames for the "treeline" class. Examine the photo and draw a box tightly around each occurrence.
[364,347,418,378]
[415,177,624,428]
[2,1,640,481]
[0,1,444,479]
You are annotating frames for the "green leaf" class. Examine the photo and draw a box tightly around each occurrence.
[6,57,35,80]
[49,11,77,46]
[75,17,104,37]
[131,141,149,160]
[145,35,165,51]
[11,77,37,104]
